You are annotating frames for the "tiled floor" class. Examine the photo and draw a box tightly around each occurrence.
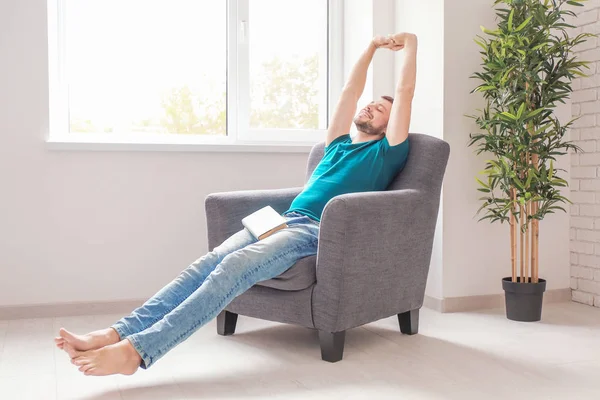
[0,302,599,399]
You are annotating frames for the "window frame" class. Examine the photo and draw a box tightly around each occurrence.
[46,0,343,151]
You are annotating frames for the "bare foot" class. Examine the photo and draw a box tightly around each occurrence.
[71,339,141,376]
[55,327,120,352]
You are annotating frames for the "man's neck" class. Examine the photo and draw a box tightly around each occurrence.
[352,130,385,144]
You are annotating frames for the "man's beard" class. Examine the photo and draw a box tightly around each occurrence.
[354,119,384,136]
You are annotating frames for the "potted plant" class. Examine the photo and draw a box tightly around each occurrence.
[469,0,595,321]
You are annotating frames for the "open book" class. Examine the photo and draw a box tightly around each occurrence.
[242,206,289,240]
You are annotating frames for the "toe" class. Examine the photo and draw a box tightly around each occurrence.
[73,357,88,366]
[81,363,94,372]
[59,328,79,344]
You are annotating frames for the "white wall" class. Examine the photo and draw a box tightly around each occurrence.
[395,0,445,299]
[442,0,571,298]
[344,0,375,112]
[0,0,309,307]
[569,2,600,308]
[343,0,396,120]
[372,0,397,100]
[395,0,444,139]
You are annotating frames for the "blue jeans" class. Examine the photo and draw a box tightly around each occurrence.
[110,211,319,369]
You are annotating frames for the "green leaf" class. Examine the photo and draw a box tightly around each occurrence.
[476,178,489,188]
[500,66,516,85]
[508,9,515,31]
[524,108,545,120]
[525,170,534,189]
[517,103,526,119]
[513,176,525,190]
[491,42,501,58]
[474,38,488,51]
[567,1,585,6]
[532,43,546,51]
[548,206,567,213]
[552,178,568,186]
[515,16,533,32]
[549,160,554,180]
[534,123,553,135]
[500,112,517,120]
[555,23,576,29]
[475,85,497,92]
[481,25,501,36]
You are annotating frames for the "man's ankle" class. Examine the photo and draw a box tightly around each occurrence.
[108,327,122,341]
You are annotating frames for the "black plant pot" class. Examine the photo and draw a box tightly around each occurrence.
[502,277,547,322]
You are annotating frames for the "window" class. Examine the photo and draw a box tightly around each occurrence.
[48,0,343,147]
[247,0,327,131]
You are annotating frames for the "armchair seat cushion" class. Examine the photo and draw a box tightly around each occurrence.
[255,255,317,291]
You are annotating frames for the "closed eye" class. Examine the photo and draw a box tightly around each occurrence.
[369,102,385,114]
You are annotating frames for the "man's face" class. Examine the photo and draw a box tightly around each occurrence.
[353,98,392,136]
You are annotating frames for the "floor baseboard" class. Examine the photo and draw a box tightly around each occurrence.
[0,289,573,320]
[425,288,572,313]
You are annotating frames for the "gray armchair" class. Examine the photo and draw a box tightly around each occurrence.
[205,133,450,362]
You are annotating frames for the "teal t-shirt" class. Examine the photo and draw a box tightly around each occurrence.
[285,134,410,221]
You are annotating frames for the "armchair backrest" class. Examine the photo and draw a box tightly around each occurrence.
[306,133,450,195]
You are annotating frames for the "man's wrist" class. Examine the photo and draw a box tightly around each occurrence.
[405,34,418,48]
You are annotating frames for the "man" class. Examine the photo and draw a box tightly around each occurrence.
[54,32,418,376]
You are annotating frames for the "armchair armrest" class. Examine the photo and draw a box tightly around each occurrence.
[312,189,439,332]
[205,187,303,250]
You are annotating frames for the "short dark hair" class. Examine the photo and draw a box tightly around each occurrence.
[381,95,394,104]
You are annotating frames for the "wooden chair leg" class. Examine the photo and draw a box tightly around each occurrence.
[318,330,346,362]
[398,309,419,335]
[217,310,238,336]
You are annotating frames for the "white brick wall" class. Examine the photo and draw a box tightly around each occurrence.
[571,3,600,308]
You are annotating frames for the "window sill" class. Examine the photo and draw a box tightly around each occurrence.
[46,135,318,153]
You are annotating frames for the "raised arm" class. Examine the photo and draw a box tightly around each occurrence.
[386,33,418,146]
[326,37,392,146]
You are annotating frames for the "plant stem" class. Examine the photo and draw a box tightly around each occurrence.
[532,206,537,283]
[520,203,525,283]
[526,76,539,284]
[511,188,517,282]
[525,201,530,284]
[537,217,540,283]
